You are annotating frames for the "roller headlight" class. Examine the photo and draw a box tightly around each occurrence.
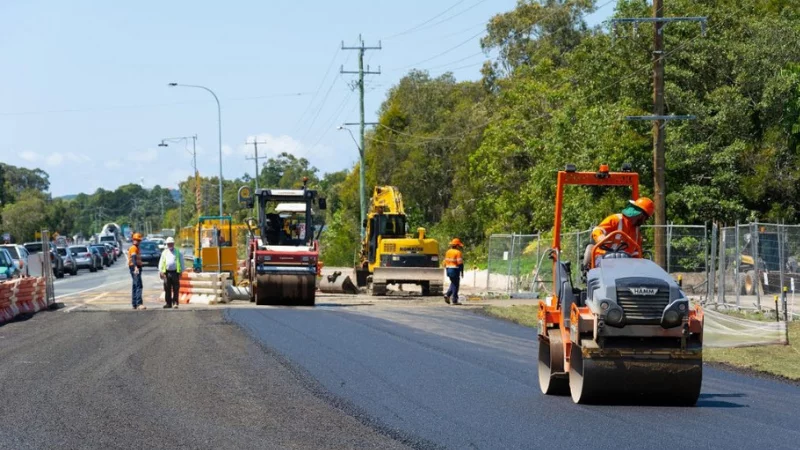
[606,308,624,325]
[600,301,610,311]
[664,310,680,323]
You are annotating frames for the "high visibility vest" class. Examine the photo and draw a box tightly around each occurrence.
[591,214,641,256]
[444,248,464,268]
[159,248,183,273]
[128,245,141,267]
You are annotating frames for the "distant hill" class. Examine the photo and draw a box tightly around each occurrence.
[169,189,180,202]
[57,194,78,200]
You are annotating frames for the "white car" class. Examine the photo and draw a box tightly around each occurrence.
[0,244,30,277]
[150,238,166,250]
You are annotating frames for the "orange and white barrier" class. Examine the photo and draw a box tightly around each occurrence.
[166,271,230,305]
[0,278,49,324]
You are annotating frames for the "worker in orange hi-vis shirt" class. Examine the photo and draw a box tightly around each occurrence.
[128,232,146,310]
[443,238,465,305]
[582,197,655,270]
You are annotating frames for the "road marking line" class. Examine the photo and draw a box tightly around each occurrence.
[86,292,107,304]
[56,279,128,300]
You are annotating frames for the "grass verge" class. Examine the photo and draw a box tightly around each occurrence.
[482,305,800,382]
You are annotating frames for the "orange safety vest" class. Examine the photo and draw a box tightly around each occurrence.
[591,214,642,256]
[128,244,141,267]
[444,248,464,268]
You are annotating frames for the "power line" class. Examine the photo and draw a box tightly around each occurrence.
[291,46,341,133]
[382,0,468,40]
[390,30,485,72]
[0,92,312,117]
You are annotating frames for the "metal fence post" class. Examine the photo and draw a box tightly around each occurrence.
[735,221,741,308]
[507,233,515,293]
[718,225,726,305]
[779,222,786,300]
[753,222,761,309]
[486,237,491,290]
[666,223,672,274]
[705,222,712,302]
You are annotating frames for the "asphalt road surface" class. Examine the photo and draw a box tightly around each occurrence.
[2,267,799,449]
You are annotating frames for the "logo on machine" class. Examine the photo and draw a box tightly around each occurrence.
[629,287,659,296]
[400,246,423,252]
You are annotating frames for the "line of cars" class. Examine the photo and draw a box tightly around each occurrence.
[0,241,123,280]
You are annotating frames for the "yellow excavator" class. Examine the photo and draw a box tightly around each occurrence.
[354,186,443,296]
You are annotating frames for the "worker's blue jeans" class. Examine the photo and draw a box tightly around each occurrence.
[130,267,143,307]
[445,268,461,302]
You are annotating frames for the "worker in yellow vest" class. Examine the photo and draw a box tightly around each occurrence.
[158,237,183,309]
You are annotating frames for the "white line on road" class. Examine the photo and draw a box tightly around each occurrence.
[56,279,129,301]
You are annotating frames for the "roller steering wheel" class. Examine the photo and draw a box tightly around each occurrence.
[591,230,642,268]
[598,241,629,253]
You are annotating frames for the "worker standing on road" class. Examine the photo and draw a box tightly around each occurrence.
[444,238,465,305]
[583,197,654,269]
[158,237,183,309]
[128,233,146,310]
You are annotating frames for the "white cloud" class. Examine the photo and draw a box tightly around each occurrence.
[243,134,304,158]
[65,152,91,163]
[222,145,234,156]
[46,152,64,166]
[104,160,122,169]
[127,148,159,163]
[20,151,41,162]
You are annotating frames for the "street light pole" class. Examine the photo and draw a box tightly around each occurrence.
[159,134,199,218]
[168,83,223,217]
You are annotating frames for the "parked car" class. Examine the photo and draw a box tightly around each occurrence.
[49,248,65,278]
[138,240,161,267]
[90,244,112,267]
[150,238,166,251]
[88,246,105,270]
[22,242,43,254]
[69,245,100,272]
[56,247,78,276]
[0,248,21,281]
[0,244,30,277]
[104,243,118,262]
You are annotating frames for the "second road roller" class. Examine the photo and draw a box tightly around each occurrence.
[537,164,704,405]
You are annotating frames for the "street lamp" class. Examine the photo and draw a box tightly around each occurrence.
[337,125,366,238]
[168,83,223,218]
[159,135,200,221]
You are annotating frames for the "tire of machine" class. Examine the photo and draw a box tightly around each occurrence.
[421,281,430,296]
[539,329,569,395]
[569,343,703,406]
[255,273,316,306]
[370,282,387,296]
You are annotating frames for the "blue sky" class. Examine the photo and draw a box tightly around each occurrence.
[0,1,616,197]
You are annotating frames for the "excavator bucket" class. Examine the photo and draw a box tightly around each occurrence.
[372,267,444,296]
[318,271,359,295]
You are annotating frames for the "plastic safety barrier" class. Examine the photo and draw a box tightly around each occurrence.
[165,271,231,305]
[0,278,49,325]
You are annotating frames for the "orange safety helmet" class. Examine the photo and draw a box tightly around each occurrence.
[450,238,464,248]
[132,232,143,241]
[632,197,655,217]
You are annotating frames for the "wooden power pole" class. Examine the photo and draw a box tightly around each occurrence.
[612,5,706,269]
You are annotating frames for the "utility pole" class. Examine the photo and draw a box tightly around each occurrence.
[612,8,706,269]
[246,139,269,218]
[245,139,269,191]
[341,34,381,238]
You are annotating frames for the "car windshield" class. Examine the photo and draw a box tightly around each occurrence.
[140,242,157,251]
[2,246,20,258]
[57,248,67,256]
[24,243,42,253]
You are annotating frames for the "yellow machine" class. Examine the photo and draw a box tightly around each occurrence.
[355,186,443,296]
[193,216,238,280]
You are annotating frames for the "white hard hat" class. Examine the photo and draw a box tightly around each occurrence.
[165,237,175,244]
